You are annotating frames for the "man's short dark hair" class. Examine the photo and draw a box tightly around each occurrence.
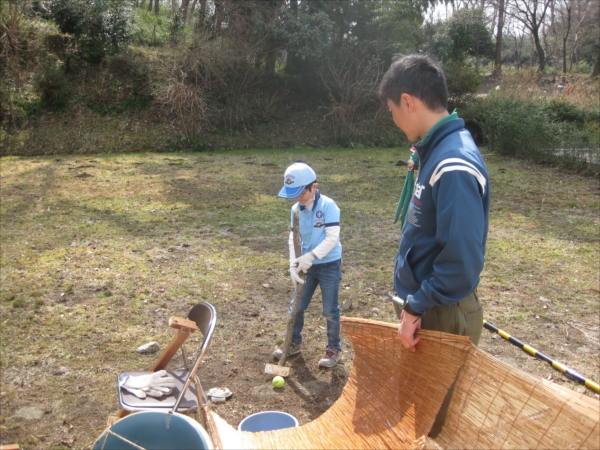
[378,54,448,112]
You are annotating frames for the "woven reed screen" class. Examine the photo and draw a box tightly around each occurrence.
[433,345,599,449]
[208,317,599,449]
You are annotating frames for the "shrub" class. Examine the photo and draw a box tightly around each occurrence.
[446,8,494,65]
[33,56,69,109]
[49,0,134,63]
[462,94,599,168]
[83,50,153,114]
[444,61,483,105]
[0,15,68,129]
[131,8,170,46]
[487,98,555,157]
[544,99,599,127]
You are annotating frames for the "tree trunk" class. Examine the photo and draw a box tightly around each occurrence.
[532,26,545,72]
[592,48,600,78]
[266,48,277,76]
[562,3,571,75]
[194,0,206,32]
[154,0,160,15]
[213,0,223,35]
[507,0,552,72]
[493,0,505,76]
[189,0,199,21]
[147,0,153,12]
[285,0,300,74]
[180,0,190,23]
[569,33,578,71]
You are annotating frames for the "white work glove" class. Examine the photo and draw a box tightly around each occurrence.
[289,266,305,287]
[119,370,176,399]
[293,253,315,274]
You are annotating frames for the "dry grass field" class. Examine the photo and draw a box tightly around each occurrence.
[1,148,598,449]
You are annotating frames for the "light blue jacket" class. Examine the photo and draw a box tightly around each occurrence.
[291,190,342,264]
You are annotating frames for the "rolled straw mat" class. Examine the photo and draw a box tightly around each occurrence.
[208,317,599,449]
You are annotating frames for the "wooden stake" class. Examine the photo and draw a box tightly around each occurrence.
[264,209,305,377]
[280,209,305,368]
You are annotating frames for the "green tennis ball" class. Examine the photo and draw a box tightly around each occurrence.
[272,376,285,388]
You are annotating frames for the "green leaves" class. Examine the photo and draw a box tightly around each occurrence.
[448,8,495,63]
[49,0,134,63]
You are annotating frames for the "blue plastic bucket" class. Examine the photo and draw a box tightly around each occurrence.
[93,411,213,449]
[238,411,299,432]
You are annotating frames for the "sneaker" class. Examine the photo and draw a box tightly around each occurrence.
[272,342,301,360]
[318,347,342,368]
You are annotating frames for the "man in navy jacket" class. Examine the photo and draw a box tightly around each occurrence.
[379,53,490,437]
[379,55,490,353]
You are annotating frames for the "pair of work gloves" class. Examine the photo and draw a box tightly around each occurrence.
[289,253,315,287]
[288,225,341,288]
[119,370,176,399]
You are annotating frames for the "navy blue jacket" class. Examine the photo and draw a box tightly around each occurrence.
[395,118,490,315]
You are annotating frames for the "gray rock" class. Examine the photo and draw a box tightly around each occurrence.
[136,341,160,354]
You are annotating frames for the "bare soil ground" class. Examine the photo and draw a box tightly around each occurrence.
[1,149,598,449]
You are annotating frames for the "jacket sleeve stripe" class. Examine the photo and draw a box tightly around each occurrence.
[429,158,486,194]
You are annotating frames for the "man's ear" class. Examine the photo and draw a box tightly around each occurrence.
[401,93,415,112]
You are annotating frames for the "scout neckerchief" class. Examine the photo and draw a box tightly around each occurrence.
[394,147,418,226]
[394,110,459,226]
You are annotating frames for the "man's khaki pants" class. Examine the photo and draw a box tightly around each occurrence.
[420,290,483,437]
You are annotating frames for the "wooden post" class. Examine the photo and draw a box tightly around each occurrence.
[280,209,305,367]
[150,316,197,371]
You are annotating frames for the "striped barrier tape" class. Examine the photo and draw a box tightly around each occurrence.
[387,293,599,393]
[483,320,599,394]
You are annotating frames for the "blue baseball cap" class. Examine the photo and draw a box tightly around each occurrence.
[278,163,317,199]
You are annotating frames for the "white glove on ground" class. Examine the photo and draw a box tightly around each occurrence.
[293,253,315,273]
[120,370,176,399]
[290,267,305,287]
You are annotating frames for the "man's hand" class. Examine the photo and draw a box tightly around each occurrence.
[398,310,421,352]
[289,267,304,287]
[293,252,315,273]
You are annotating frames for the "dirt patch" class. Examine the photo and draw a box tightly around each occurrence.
[152,279,390,430]
[0,151,598,449]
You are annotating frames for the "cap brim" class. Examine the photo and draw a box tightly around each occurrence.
[278,185,304,199]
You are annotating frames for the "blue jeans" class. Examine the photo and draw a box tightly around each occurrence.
[290,259,342,351]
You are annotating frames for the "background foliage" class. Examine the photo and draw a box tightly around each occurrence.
[1,0,598,170]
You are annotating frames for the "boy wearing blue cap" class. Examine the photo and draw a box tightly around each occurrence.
[273,162,343,368]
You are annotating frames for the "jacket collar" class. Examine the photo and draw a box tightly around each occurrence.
[414,117,464,166]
